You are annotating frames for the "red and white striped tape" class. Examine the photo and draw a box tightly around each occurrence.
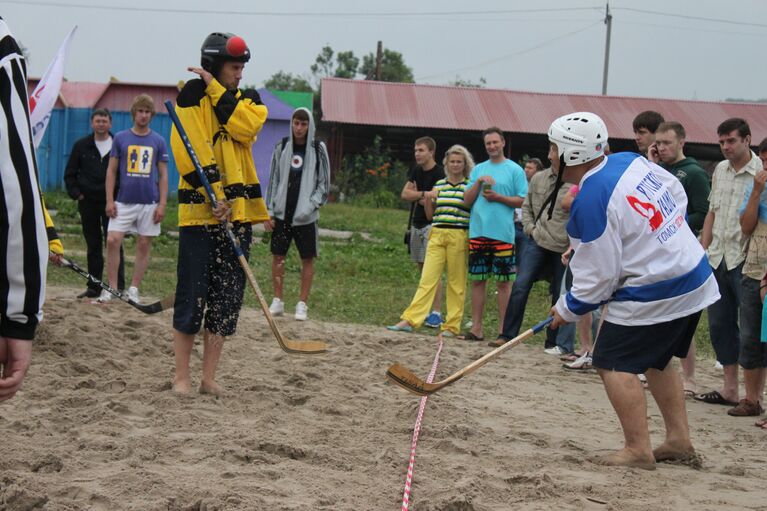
[401,339,444,511]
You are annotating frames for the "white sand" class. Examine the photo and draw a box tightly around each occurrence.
[1,286,765,510]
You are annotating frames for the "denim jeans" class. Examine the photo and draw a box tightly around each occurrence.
[707,261,743,365]
[501,238,573,349]
[514,221,529,269]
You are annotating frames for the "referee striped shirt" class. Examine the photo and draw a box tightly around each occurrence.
[0,18,48,340]
[432,177,470,229]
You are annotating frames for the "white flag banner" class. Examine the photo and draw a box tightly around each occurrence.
[29,26,77,148]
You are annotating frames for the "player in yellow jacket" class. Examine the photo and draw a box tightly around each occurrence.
[170,32,268,396]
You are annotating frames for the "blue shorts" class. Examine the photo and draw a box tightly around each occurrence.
[173,223,252,337]
[592,312,701,374]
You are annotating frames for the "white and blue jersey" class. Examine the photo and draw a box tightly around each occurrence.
[555,153,720,326]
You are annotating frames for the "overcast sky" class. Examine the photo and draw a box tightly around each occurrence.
[5,0,767,102]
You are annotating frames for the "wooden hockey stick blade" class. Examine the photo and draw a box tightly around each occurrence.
[238,255,327,355]
[386,317,553,396]
[62,257,174,315]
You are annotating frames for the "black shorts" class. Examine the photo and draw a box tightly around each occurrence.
[270,219,318,259]
[592,312,701,374]
[172,223,252,337]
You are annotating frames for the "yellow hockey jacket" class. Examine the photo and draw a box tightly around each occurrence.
[171,77,269,226]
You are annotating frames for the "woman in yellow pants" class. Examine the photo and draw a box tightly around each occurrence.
[388,145,474,338]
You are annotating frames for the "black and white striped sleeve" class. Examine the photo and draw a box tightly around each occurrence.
[0,19,48,340]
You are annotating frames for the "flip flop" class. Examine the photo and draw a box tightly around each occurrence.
[459,332,484,341]
[683,389,696,399]
[693,390,738,406]
[386,324,413,332]
[754,418,767,429]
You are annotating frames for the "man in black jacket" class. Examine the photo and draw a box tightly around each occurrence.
[64,109,124,298]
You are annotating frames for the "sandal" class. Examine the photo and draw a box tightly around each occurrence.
[754,418,767,429]
[487,336,508,348]
[693,390,738,406]
[459,332,484,341]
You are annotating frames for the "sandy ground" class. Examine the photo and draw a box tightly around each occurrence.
[1,285,766,510]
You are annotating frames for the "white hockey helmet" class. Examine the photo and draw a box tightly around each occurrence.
[548,112,608,166]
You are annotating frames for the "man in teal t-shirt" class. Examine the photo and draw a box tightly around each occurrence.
[462,127,528,341]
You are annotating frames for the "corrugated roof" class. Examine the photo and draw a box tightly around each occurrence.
[27,79,296,118]
[320,78,767,145]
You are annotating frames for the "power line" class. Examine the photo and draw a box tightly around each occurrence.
[6,1,602,17]
[618,20,767,37]
[614,7,767,29]
[417,20,602,81]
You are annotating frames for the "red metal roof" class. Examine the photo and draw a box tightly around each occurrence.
[321,78,767,146]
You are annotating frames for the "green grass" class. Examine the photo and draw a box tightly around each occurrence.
[43,190,715,356]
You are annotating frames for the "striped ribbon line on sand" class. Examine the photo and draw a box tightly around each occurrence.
[401,339,444,511]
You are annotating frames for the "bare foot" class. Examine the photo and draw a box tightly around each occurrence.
[173,378,192,395]
[653,441,700,468]
[591,448,656,471]
[199,381,224,397]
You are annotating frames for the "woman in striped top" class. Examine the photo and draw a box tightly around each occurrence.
[388,145,473,338]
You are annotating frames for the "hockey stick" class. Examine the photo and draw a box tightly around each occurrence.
[164,100,326,355]
[387,317,553,396]
[62,257,175,314]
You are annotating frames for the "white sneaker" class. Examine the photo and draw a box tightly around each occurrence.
[127,286,140,303]
[295,301,308,321]
[269,297,284,316]
[714,361,724,370]
[564,352,592,370]
[97,290,112,303]
[543,346,567,356]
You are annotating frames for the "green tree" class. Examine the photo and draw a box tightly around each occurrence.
[335,51,359,79]
[449,76,487,88]
[310,45,360,84]
[725,97,767,103]
[360,48,414,83]
[263,71,313,92]
[310,46,335,78]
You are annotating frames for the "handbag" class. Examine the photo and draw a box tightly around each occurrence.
[404,203,415,251]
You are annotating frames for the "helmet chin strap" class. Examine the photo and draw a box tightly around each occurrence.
[534,154,566,224]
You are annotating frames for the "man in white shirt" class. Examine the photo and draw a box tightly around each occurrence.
[549,112,720,470]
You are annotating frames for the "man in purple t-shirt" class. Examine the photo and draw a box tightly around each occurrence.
[101,94,169,304]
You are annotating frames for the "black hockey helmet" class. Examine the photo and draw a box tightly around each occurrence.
[200,32,250,75]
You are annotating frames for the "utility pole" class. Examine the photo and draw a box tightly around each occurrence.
[601,2,612,95]
[375,40,383,81]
